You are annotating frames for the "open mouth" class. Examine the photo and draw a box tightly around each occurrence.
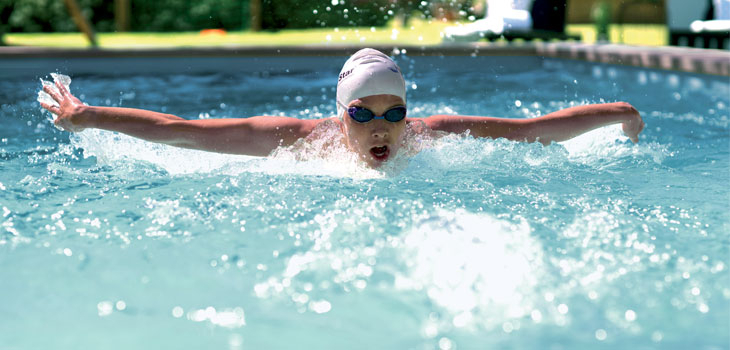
[369,145,390,161]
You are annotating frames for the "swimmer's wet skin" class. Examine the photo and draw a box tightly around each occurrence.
[38,48,644,168]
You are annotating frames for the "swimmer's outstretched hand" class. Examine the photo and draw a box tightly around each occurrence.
[39,78,87,132]
[621,105,645,143]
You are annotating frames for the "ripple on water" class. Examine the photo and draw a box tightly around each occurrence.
[1,66,727,349]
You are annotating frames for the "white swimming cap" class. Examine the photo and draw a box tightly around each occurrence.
[336,48,406,118]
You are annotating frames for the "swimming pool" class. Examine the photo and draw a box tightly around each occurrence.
[1,53,728,349]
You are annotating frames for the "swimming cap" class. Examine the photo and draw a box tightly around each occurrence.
[336,48,406,119]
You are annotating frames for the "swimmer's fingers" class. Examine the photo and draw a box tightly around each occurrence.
[43,84,64,103]
[636,120,645,143]
[39,101,60,115]
[55,80,84,105]
[55,79,72,98]
[623,116,645,144]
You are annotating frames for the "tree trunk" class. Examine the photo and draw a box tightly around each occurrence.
[63,0,98,47]
[250,0,262,31]
[115,0,130,32]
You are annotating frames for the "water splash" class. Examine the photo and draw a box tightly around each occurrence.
[37,73,72,128]
[394,209,542,330]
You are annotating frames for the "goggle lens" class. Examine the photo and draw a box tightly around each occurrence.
[348,106,406,123]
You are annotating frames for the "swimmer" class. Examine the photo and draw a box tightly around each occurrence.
[39,48,644,168]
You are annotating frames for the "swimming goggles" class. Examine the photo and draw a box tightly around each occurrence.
[347,106,407,123]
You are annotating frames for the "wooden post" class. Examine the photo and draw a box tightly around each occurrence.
[115,0,130,32]
[250,0,262,31]
[63,0,98,47]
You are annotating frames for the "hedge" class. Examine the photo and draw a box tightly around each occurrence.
[0,0,466,33]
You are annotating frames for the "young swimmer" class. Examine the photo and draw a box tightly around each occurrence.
[39,48,644,168]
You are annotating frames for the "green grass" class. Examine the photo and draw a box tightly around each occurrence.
[565,24,667,46]
[3,19,667,48]
[3,18,452,48]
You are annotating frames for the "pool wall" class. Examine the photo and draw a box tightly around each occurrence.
[1,43,728,78]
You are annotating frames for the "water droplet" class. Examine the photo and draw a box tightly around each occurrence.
[229,334,244,348]
[595,329,607,341]
[625,309,636,321]
[309,300,332,314]
[97,301,113,317]
[651,331,663,342]
[698,303,709,313]
[530,309,543,323]
[438,337,453,350]
[423,323,438,338]
[172,306,184,318]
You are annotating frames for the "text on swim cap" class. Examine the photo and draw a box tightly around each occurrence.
[338,69,354,83]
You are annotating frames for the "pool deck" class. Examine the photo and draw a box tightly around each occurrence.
[1,42,728,76]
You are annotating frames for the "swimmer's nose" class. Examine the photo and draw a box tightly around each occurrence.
[371,128,389,139]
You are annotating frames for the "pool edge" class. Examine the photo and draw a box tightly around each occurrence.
[1,43,728,76]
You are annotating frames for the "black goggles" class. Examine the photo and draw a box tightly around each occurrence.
[347,106,407,123]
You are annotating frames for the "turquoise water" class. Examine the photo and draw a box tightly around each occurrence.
[1,56,728,349]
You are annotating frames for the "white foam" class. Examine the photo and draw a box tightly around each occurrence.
[560,125,671,165]
[37,73,72,129]
[71,129,251,175]
[393,209,543,328]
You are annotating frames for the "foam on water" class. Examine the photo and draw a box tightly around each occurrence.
[2,58,728,349]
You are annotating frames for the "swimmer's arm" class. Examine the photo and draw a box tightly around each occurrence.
[39,80,320,156]
[423,102,644,144]
[83,107,321,156]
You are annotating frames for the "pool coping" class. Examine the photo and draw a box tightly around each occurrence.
[1,42,728,76]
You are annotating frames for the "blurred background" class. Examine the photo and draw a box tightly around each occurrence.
[0,0,726,49]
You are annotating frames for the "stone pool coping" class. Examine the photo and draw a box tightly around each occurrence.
[1,42,728,76]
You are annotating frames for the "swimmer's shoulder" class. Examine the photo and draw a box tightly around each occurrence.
[406,116,437,129]
[309,117,341,129]
[301,117,342,136]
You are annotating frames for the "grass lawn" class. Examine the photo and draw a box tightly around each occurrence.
[566,24,667,46]
[2,17,667,48]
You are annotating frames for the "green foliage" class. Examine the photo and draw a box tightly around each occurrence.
[1,0,247,32]
[1,0,113,32]
[257,0,458,30]
[260,0,392,30]
[130,0,248,32]
[0,0,454,33]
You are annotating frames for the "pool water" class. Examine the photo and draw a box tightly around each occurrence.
[1,55,728,349]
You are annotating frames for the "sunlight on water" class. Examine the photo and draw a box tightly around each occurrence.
[395,210,541,329]
[2,58,728,349]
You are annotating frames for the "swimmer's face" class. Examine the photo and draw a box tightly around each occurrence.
[341,94,407,168]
